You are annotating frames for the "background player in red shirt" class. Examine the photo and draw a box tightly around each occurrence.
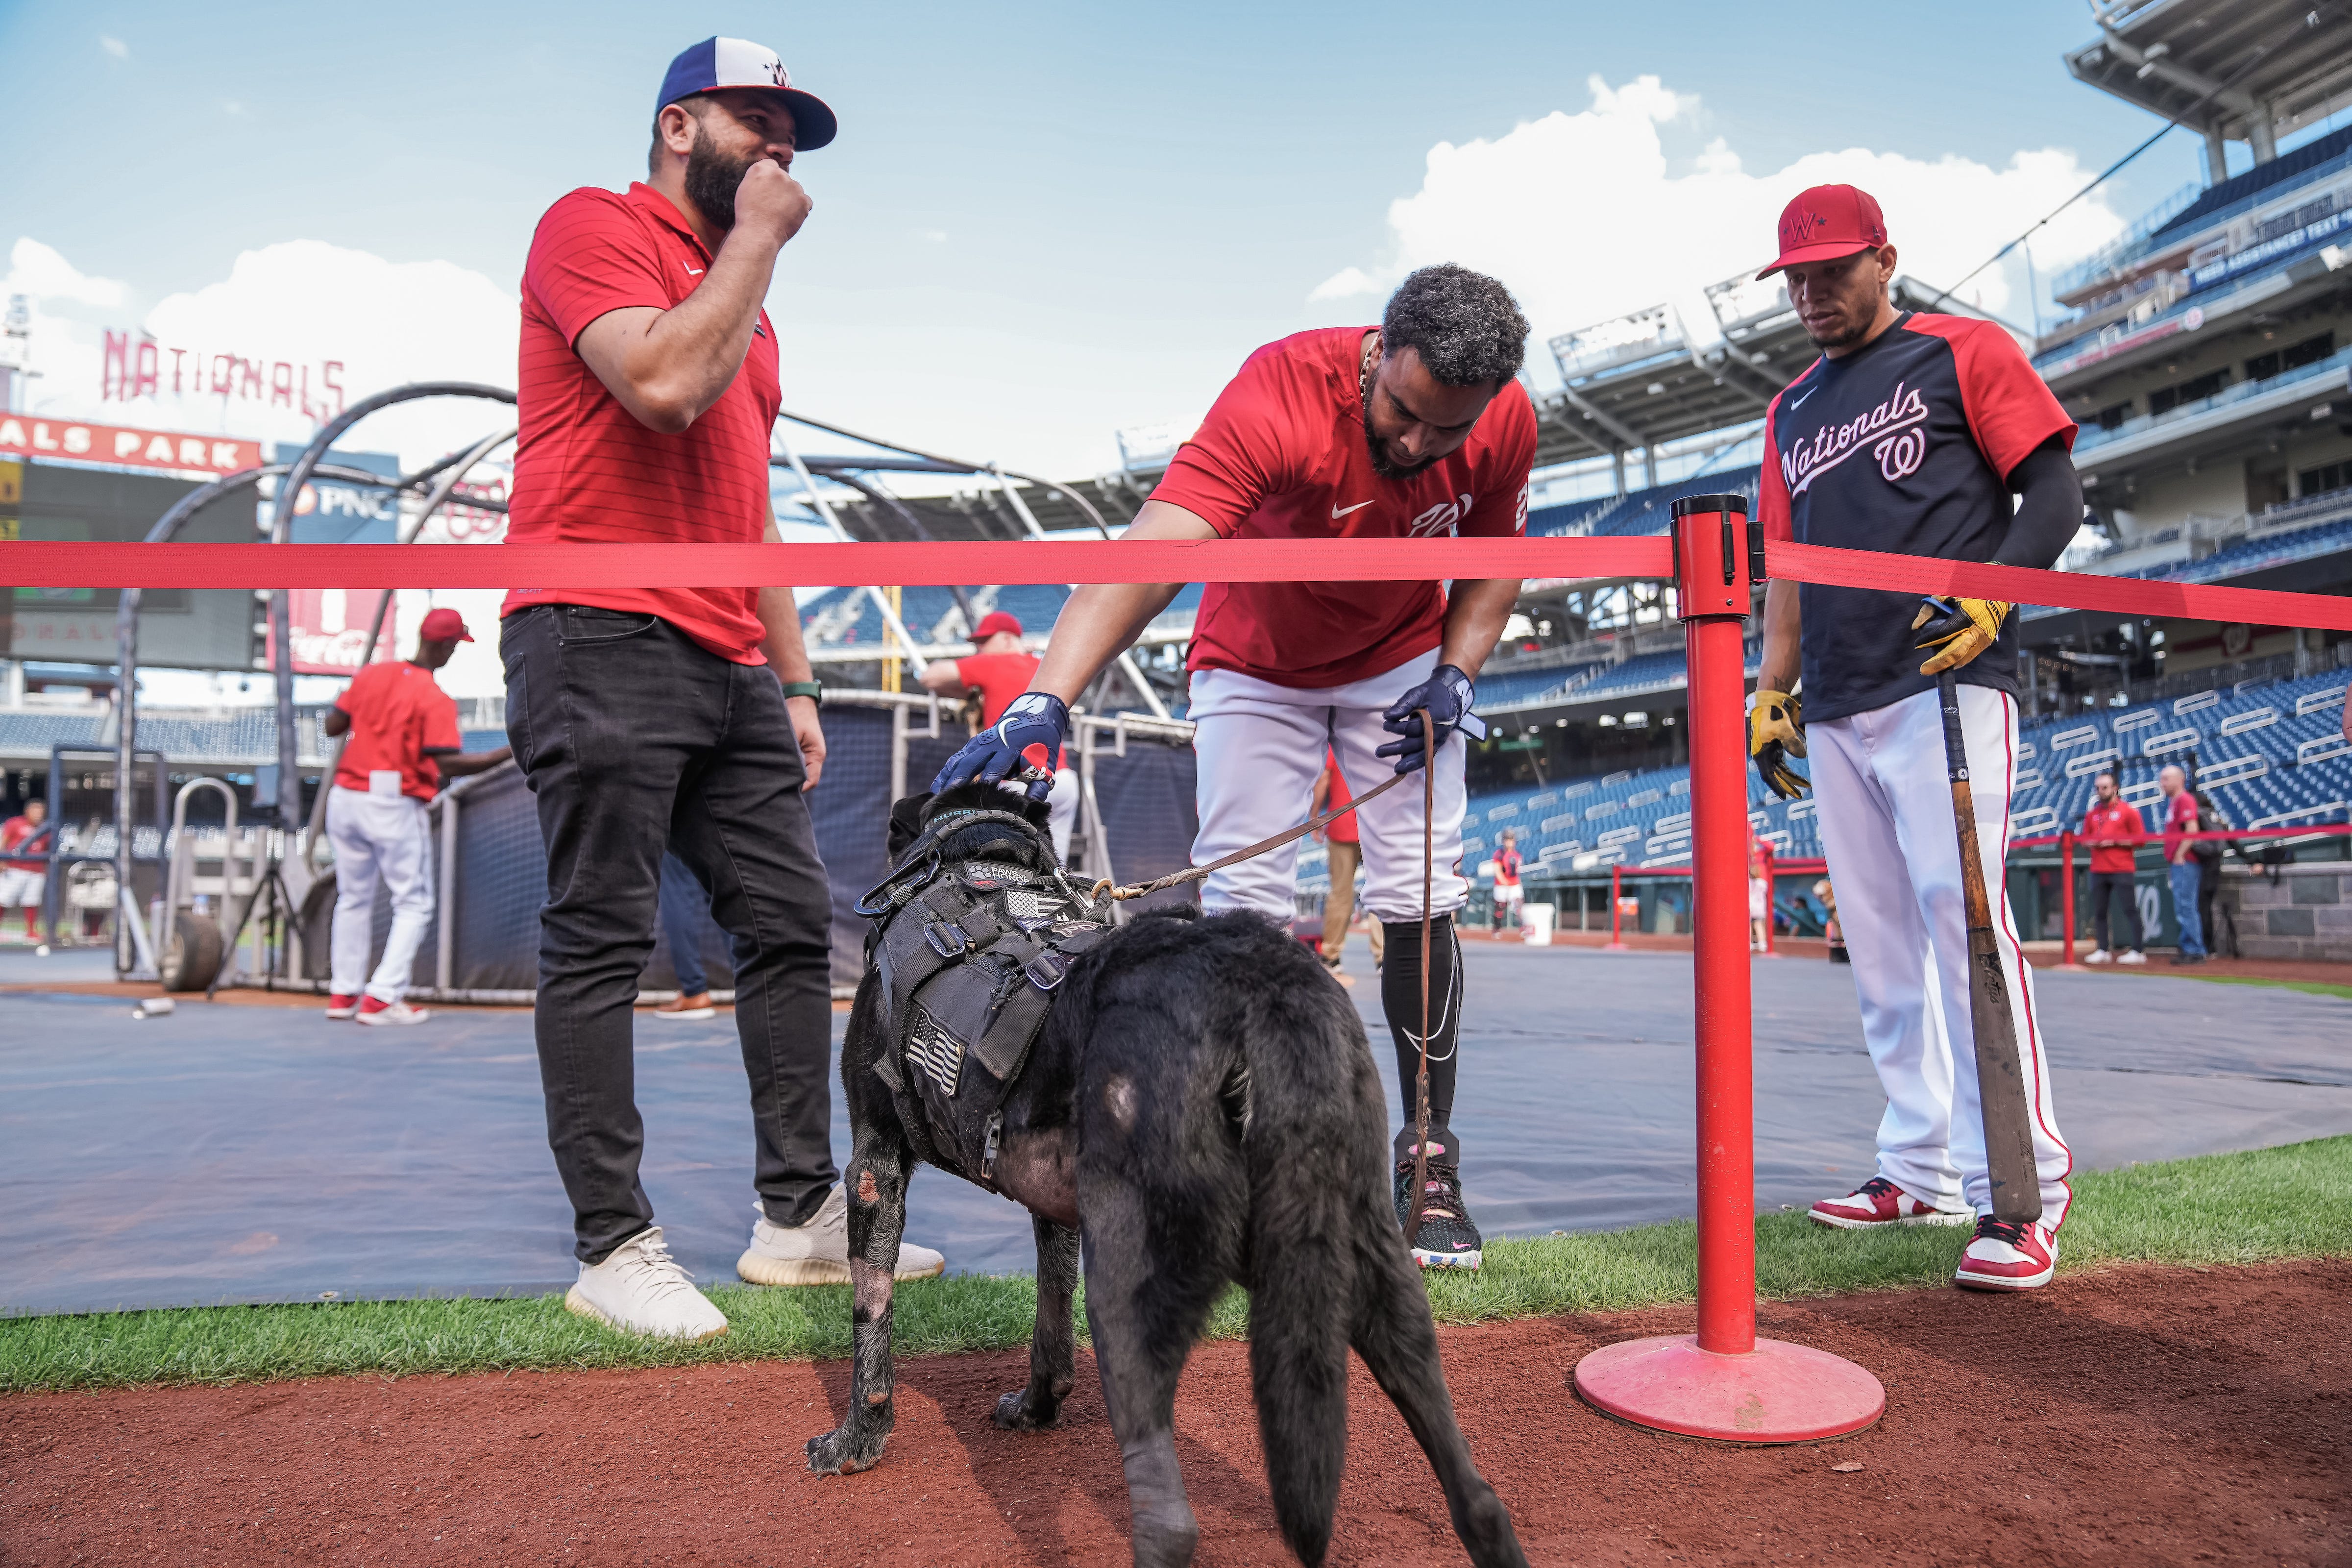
[918,610,1077,860]
[0,797,51,948]
[1489,827,1524,933]
[501,37,941,1342]
[1749,186,2085,1291]
[2078,772,2148,964]
[323,608,511,1025]
[2158,764,2207,965]
[1310,750,1364,972]
[935,265,1536,1271]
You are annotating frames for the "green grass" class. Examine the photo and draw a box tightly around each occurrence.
[5,1136,2348,1395]
[2163,973,2352,1002]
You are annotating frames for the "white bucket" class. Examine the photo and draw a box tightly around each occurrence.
[1521,903,1556,946]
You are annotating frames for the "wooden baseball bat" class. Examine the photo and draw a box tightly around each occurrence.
[1936,670,2042,1226]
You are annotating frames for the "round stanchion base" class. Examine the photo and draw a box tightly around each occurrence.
[1572,1334,1884,1445]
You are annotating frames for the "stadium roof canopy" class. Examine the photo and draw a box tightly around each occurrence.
[2065,1,2352,161]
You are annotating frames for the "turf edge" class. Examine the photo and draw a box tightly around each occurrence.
[3,1135,2346,1394]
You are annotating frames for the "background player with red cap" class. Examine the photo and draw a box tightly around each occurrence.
[932,264,1536,1271]
[322,608,511,1026]
[918,609,1078,861]
[1748,185,2085,1290]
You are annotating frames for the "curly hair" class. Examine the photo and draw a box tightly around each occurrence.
[1380,264,1529,387]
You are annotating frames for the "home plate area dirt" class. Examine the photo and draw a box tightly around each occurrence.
[5,1261,2345,1566]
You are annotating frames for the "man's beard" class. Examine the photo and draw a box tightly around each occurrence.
[1362,400,1432,481]
[683,128,759,232]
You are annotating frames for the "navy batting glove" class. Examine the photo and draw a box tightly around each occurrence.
[1375,663,1489,774]
[931,691,1069,801]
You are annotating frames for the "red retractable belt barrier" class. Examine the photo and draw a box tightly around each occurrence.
[7,536,2352,634]
[12,508,2348,1447]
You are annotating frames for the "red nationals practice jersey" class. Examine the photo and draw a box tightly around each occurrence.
[505,183,782,665]
[1758,312,2075,724]
[1151,327,1537,689]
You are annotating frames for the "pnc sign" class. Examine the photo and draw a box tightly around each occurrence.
[0,416,263,476]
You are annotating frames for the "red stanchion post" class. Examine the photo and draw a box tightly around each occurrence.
[1571,493,1884,1444]
[1607,861,1627,950]
[2059,830,2079,969]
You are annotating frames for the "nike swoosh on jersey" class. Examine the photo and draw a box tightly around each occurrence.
[1331,500,1374,518]
[1788,384,1816,410]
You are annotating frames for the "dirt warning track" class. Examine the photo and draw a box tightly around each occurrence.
[5,1259,2345,1566]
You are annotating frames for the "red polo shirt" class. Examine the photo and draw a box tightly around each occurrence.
[334,661,462,803]
[504,183,782,664]
[2080,797,2145,874]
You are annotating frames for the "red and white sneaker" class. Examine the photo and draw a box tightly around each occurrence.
[1954,1217,2057,1291]
[324,994,361,1020]
[355,997,431,1028]
[1808,1176,1974,1230]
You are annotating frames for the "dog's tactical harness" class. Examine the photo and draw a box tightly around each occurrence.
[856,808,1116,1190]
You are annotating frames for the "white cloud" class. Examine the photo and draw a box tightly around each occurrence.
[6,238,126,308]
[1311,74,2128,369]
[8,237,521,469]
[99,34,127,59]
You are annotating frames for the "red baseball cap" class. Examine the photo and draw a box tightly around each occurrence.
[1757,185,1890,279]
[972,611,1024,640]
[419,607,473,643]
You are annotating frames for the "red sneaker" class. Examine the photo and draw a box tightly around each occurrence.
[325,994,361,1020]
[1955,1217,2057,1291]
[1808,1176,1973,1230]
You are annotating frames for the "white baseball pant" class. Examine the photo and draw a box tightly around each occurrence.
[326,781,437,1004]
[1811,684,2072,1224]
[1187,648,1466,923]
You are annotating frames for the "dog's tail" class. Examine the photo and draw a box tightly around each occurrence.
[1233,947,1386,1567]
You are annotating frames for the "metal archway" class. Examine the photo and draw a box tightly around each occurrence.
[109,383,514,978]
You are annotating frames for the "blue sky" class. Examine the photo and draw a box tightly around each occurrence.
[1,0,2225,483]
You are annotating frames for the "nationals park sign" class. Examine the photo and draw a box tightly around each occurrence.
[0,415,263,477]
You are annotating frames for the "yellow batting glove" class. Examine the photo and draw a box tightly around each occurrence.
[1748,689,1808,801]
[1912,596,2013,675]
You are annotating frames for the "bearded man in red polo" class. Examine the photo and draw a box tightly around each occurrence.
[502,36,943,1341]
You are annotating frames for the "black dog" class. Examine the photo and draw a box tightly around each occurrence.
[805,784,1525,1568]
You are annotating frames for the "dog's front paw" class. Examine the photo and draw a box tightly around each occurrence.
[991,1387,1064,1431]
[805,1425,883,1476]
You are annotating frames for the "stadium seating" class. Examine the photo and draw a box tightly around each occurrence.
[1528,465,1763,539]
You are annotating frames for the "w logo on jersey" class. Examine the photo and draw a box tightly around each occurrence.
[1875,428,1926,482]
[1407,492,1476,538]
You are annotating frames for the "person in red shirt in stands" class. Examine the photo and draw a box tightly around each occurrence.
[501,36,942,1342]
[934,264,1536,1271]
[323,609,511,1025]
[918,610,1076,861]
[2077,771,2147,964]
[1490,826,1524,933]
[0,797,51,948]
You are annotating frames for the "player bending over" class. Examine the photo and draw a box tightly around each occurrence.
[1747,185,2082,1291]
[934,264,1536,1271]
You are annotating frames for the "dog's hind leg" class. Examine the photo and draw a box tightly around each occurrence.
[995,1216,1079,1430]
[804,1130,912,1476]
[1081,1191,1225,1568]
[1348,1244,1527,1568]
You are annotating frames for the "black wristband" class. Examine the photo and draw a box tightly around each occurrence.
[778,680,823,706]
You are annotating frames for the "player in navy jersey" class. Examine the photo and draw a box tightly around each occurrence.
[1748,185,2085,1292]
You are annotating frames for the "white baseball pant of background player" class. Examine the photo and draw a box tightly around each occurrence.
[1186,648,1468,924]
[1810,683,2073,1223]
[326,781,438,1004]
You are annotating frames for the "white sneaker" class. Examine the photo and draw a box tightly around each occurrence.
[564,1225,730,1341]
[2082,949,2111,965]
[2117,950,2147,965]
[736,1185,948,1286]
[354,998,430,1027]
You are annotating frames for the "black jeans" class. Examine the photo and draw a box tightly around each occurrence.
[2087,870,2140,953]
[504,605,837,1264]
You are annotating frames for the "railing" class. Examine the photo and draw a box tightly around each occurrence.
[2073,343,2352,453]
[2051,179,2205,300]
